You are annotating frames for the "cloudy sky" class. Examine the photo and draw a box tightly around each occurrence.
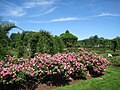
[0,0,120,40]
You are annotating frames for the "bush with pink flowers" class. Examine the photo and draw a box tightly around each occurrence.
[0,50,110,87]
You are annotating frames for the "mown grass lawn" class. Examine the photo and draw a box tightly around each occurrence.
[54,66,120,90]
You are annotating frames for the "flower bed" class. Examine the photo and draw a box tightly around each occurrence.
[0,50,110,89]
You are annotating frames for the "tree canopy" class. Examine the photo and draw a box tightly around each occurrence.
[0,17,120,58]
[0,18,15,59]
[60,30,78,48]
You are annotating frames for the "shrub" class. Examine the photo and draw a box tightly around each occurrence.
[0,50,110,87]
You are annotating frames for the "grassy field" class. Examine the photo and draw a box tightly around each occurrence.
[54,66,120,90]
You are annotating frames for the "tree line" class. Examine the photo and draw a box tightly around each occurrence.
[77,35,120,52]
[0,18,120,59]
[0,19,78,58]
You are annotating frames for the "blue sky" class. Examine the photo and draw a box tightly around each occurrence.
[0,0,120,40]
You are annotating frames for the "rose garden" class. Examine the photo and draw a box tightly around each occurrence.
[0,50,110,90]
[0,19,120,90]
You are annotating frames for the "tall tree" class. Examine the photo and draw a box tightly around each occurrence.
[37,30,55,54]
[60,30,78,48]
[113,36,120,50]
[111,40,117,52]
[53,36,65,53]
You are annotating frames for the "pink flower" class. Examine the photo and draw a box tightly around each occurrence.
[25,71,29,75]
[68,56,72,60]
[95,60,98,63]
[18,78,22,80]
[98,65,105,69]
[1,70,12,77]
[30,73,35,77]
[6,70,12,75]
[38,63,43,68]
[27,65,31,70]
[57,69,61,73]
[47,71,52,75]
[55,66,58,69]
[0,71,4,75]
[0,61,2,65]
[62,62,66,66]
[75,62,80,67]
[0,67,2,70]
[12,78,16,81]
[68,70,72,75]
[42,53,46,57]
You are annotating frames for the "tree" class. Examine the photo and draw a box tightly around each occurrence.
[113,36,120,50]
[53,36,65,53]
[94,35,98,44]
[111,40,117,52]
[36,30,55,54]
[10,32,22,48]
[29,32,39,57]
[60,30,78,48]
[0,18,15,59]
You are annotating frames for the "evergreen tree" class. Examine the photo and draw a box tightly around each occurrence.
[60,30,78,48]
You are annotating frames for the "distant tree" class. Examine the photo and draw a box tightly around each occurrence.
[92,35,99,47]
[60,30,78,48]
[113,36,120,50]
[98,37,105,48]
[10,33,22,48]
[77,35,112,49]
[111,40,117,52]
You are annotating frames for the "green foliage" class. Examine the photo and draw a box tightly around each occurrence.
[28,30,59,57]
[108,56,120,66]
[77,35,120,51]
[37,30,55,54]
[53,36,65,53]
[11,32,26,58]
[10,33,22,48]
[113,37,120,50]
[17,46,24,58]
[60,30,78,48]
[0,18,15,59]
[9,30,65,58]
[111,40,117,52]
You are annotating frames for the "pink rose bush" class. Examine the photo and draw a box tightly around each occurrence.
[0,50,110,85]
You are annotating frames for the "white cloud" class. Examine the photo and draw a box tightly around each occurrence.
[50,17,80,22]
[26,20,43,24]
[26,17,90,23]
[26,17,80,24]
[94,12,120,17]
[49,17,90,22]
[7,8,25,17]
[0,0,25,17]
[23,0,56,9]
[29,7,56,17]
[0,0,58,17]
